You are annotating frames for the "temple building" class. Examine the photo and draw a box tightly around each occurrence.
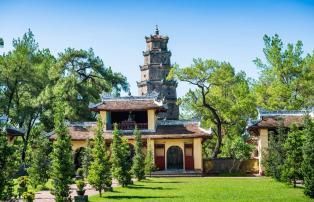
[247,109,314,175]
[49,27,211,173]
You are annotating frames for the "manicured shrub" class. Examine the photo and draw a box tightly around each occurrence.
[132,126,145,181]
[302,116,314,197]
[144,141,155,177]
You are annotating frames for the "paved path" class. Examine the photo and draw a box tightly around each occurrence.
[20,182,119,202]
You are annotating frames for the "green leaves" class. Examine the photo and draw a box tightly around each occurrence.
[132,127,145,181]
[253,34,313,110]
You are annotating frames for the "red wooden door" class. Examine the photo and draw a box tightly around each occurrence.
[184,144,194,170]
[154,144,165,170]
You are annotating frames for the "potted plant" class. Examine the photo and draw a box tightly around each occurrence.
[76,180,86,196]
[22,191,35,202]
[76,168,84,180]
[18,176,28,198]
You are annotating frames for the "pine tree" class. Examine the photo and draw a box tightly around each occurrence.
[111,124,132,187]
[144,141,155,177]
[82,139,92,178]
[131,127,145,181]
[264,121,287,180]
[88,116,111,196]
[281,124,304,187]
[27,133,51,188]
[0,130,16,201]
[302,115,314,197]
[50,101,74,202]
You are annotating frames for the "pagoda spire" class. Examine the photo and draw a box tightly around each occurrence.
[155,25,159,35]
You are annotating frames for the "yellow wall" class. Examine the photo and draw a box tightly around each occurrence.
[72,140,88,151]
[258,128,268,175]
[147,109,156,130]
[193,138,203,171]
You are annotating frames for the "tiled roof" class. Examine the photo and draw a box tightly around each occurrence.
[248,116,304,130]
[48,121,211,141]
[90,97,165,111]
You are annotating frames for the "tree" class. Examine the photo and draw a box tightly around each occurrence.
[132,127,145,181]
[50,101,74,202]
[253,34,314,110]
[302,115,314,197]
[0,37,3,47]
[27,127,51,188]
[88,116,111,196]
[169,59,257,158]
[263,122,287,180]
[222,136,254,173]
[281,124,304,187]
[0,30,56,164]
[82,139,93,178]
[111,124,132,187]
[0,129,16,200]
[144,140,155,177]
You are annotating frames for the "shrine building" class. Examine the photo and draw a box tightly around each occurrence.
[49,27,211,173]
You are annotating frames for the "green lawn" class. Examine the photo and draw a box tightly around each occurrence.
[89,177,313,202]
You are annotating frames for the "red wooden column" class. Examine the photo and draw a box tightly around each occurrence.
[184,144,194,170]
[154,144,165,170]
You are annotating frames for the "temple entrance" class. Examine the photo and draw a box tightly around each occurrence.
[167,146,183,170]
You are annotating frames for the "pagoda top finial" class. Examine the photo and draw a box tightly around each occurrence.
[155,25,159,35]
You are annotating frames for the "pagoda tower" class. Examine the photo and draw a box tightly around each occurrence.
[137,26,179,120]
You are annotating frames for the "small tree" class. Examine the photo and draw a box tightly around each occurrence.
[281,124,304,187]
[144,141,155,177]
[223,136,253,173]
[27,132,51,189]
[82,139,92,178]
[0,130,16,201]
[88,116,111,196]
[111,124,131,187]
[50,101,74,202]
[131,126,145,181]
[302,116,314,197]
[263,122,287,180]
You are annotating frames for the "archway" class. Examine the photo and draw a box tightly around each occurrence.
[167,146,183,170]
[74,147,86,169]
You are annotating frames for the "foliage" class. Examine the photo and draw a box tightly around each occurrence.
[281,124,304,187]
[18,176,28,187]
[144,141,155,177]
[22,190,35,201]
[76,180,85,191]
[263,122,287,180]
[253,34,314,110]
[0,130,16,201]
[27,128,51,188]
[169,59,257,158]
[82,139,93,178]
[88,116,111,196]
[131,127,145,181]
[302,116,314,197]
[76,168,84,177]
[111,124,132,187]
[50,101,74,202]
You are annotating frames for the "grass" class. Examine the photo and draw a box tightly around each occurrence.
[89,177,313,202]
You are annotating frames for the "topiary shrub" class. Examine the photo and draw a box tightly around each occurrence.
[22,191,35,202]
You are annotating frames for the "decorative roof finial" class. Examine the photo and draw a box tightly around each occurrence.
[155,25,159,35]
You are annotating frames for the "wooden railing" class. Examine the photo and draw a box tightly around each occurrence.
[111,121,148,130]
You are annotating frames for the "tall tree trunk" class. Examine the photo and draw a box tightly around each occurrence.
[200,87,223,159]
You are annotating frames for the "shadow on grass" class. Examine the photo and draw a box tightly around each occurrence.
[126,185,176,190]
[142,179,183,184]
[100,195,180,200]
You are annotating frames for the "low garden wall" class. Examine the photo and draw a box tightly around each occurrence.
[203,158,259,174]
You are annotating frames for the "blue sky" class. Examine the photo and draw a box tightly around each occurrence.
[1,0,314,97]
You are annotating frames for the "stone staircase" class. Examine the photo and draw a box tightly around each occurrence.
[149,170,203,177]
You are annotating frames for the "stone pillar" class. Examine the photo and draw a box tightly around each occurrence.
[258,128,268,175]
